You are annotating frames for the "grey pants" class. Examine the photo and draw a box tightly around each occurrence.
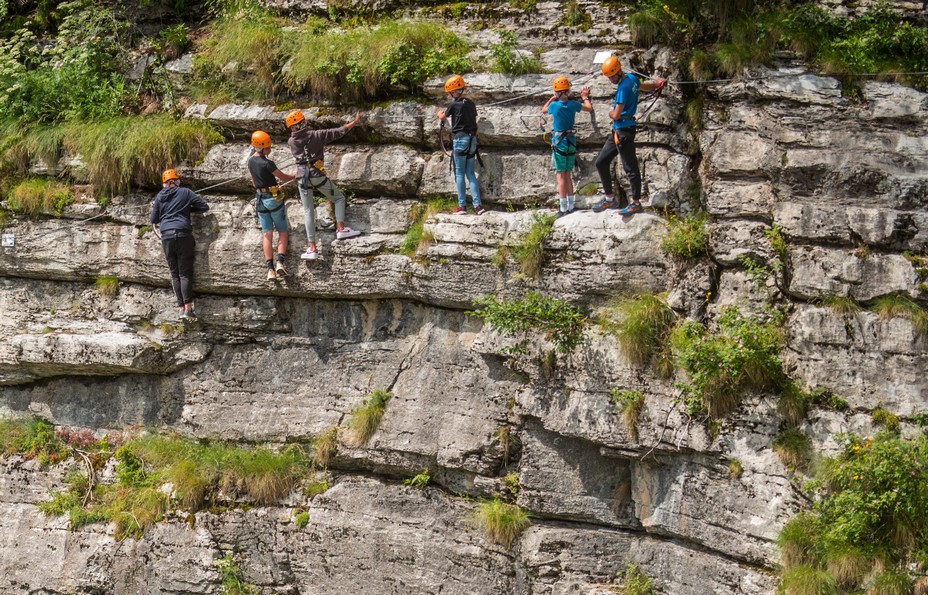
[298,176,347,243]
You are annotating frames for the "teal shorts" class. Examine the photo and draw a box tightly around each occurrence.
[256,193,289,232]
[552,149,576,172]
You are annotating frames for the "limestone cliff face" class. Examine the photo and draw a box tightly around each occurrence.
[1,7,927,594]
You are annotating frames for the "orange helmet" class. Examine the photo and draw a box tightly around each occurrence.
[161,169,179,184]
[444,75,466,92]
[285,110,305,128]
[601,56,621,78]
[251,130,272,149]
[552,77,571,92]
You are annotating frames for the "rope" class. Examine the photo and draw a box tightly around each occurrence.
[667,70,928,86]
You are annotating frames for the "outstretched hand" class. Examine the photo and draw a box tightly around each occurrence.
[347,113,363,128]
[580,86,591,99]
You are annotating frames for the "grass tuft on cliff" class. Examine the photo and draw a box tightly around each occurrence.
[7,178,73,216]
[473,497,530,549]
[600,293,676,372]
[777,432,928,590]
[610,389,645,442]
[399,198,457,257]
[660,212,709,260]
[512,212,557,279]
[343,389,393,447]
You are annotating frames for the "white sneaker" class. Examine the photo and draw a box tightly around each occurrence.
[301,248,320,260]
[275,261,288,277]
[266,268,277,281]
[336,227,361,240]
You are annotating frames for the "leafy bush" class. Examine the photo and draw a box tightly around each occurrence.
[344,389,392,447]
[470,292,586,353]
[778,433,928,590]
[403,469,431,489]
[601,293,676,370]
[660,212,708,260]
[488,29,542,75]
[669,307,784,418]
[285,21,471,101]
[610,389,645,441]
[7,178,73,216]
[0,417,69,465]
[618,563,654,595]
[474,497,530,549]
[216,553,258,595]
[512,212,557,279]
[293,510,310,528]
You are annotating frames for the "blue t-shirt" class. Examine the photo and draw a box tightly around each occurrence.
[547,99,582,133]
[612,73,641,130]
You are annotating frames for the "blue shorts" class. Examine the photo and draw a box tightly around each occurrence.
[551,134,577,172]
[256,192,289,232]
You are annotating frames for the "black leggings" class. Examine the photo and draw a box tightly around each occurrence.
[594,127,641,202]
[162,234,196,306]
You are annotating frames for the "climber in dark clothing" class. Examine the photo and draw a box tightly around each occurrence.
[150,169,210,320]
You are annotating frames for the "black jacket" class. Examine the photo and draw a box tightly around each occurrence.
[150,186,209,234]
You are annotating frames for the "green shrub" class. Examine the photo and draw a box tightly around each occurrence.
[503,472,520,500]
[601,293,676,370]
[157,24,189,61]
[610,389,645,442]
[474,497,530,549]
[871,406,900,434]
[285,21,471,101]
[670,307,784,418]
[201,6,283,97]
[618,563,654,595]
[216,553,258,595]
[779,565,837,595]
[558,0,592,30]
[512,212,557,279]
[0,417,68,465]
[660,212,708,260]
[403,469,431,489]
[488,29,542,75]
[470,292,586,353]
[777,433,928,589]
[344,389,392,447]
[293,510,310,528]
[7,178,73,216]
[772,427,813,472]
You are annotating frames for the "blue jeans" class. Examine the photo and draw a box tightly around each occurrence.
[452,135,481,208]
[256,191,289,232]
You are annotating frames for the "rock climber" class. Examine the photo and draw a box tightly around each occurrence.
[247,130,296,281]
[437,75,484,215]
[542,76,592,216]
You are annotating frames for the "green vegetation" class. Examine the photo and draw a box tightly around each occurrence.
[610,389,645,442]
[470,292,586,353]
[778,382,816,427]
[488,29,542,75]
[399,198,456,257]
[293,510,310,528]
[284,20,472,101]
[216,553,258,595]
[728,459,743,478]
[869,295,928,338]
[629,1,928,90]
[473,497,530,549]
[617,563,654,595]
[94,275,119,297]
[772,427,813,472]
[817,295,861,317]
[344,389,392,447]
[600,293,676,372]
[7,178,73,216]
[872,406,900,434]
[30,427,322,539]
[558,0,592,31]
[669,307,784,418]
[0,417,69,465]
[777,433,928,591]
[403,469,431,489]
[502,472,520,500]
[660,212,708,260]
[313,426,339,468]
[512,212,557,279]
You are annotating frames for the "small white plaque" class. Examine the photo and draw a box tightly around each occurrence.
[1,234,13,247]
[592,50,614,65]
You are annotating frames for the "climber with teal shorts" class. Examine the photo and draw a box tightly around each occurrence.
[542,76,592,216]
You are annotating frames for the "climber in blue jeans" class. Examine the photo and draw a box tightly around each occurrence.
[437,75,484,215]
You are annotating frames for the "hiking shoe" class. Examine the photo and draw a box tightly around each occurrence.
[452,206,467,215]
[266,268,277,281]
[275,261,288,277]
[301,248,320,261]
[335,227,361,240]
[592,197,618,212]
[181,309,197,321]
[474,205,486,216]
[618,202,643,215]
